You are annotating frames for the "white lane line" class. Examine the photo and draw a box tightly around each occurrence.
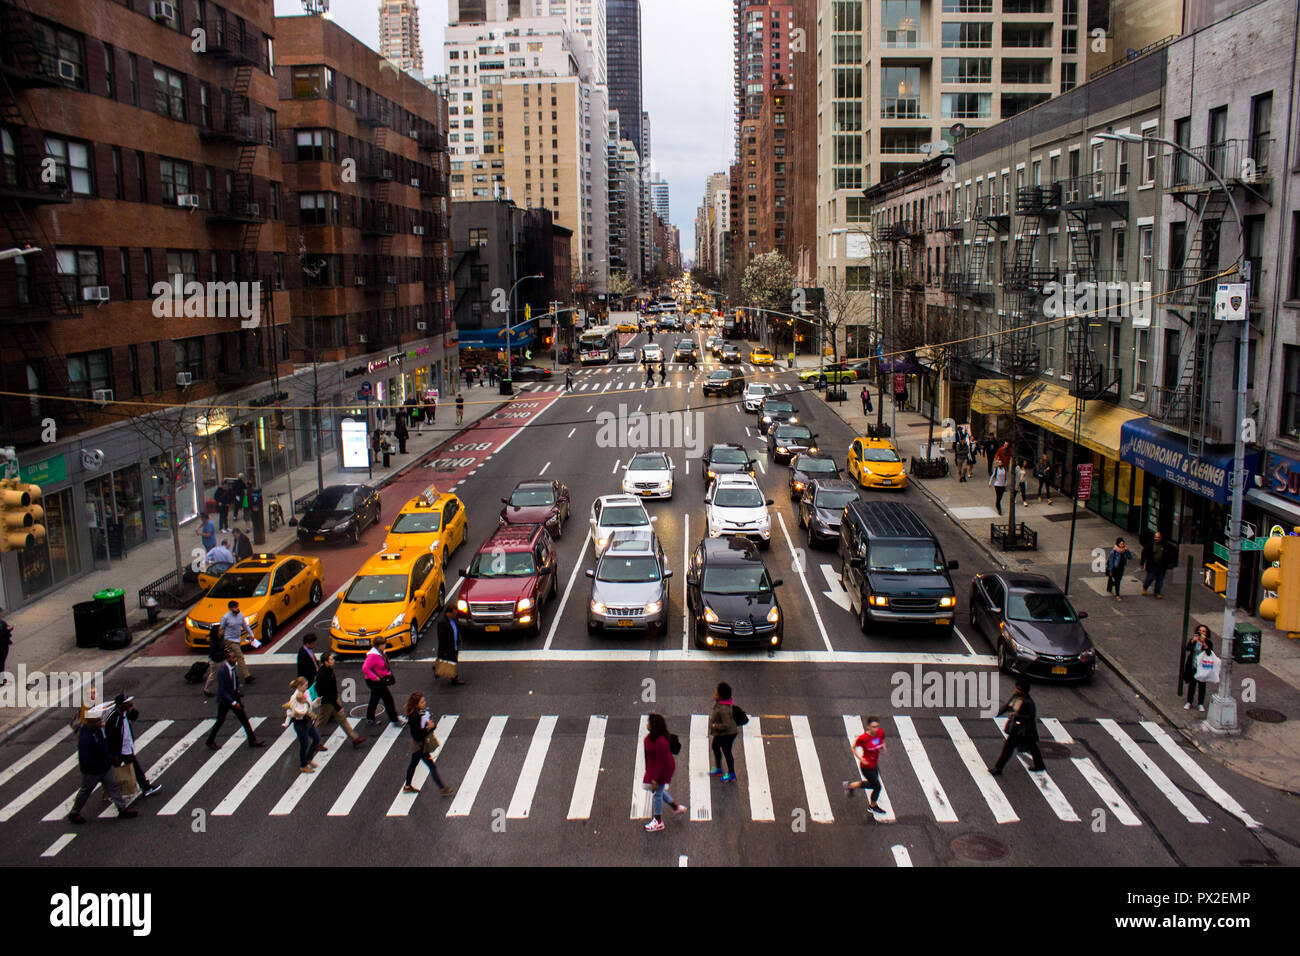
[91,720,176,817]
[507,715,557,819]
[612,458,620,474]
[5,752,79,823]
[156,717,266,816]
[745,427,751,437]
[212,724,298,816]
[630,714,651,819]
[538,461,551,476]
[1039,717,1139,826]
[586,405,593,413]
[734,404,741,413]
[681,512,690,652]
[543,529,591,651]
[941,716,1018,824]
[327,723,402,817]
[637,404,643,412]
[992,717,1079,822]
[743,716,775,821]
[790,715,833,824]
[894,715,957,822]
[843,715,895,821]
[953,626,977,656]
[776,512,833,652]
[41,833,76,857]
[892,845,914,867]
[446,715,507,818]
[689,714,712,822]
[388,715,457,816]
[756,458,766,475]
[0,726,71,789]
[1098,718,1207,823]
[567,428,576,438]
[567,715,607,820]
[270,726,346,816]
[1140,720,1260,829]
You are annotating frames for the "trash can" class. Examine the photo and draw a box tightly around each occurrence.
[499,378,514,396]
[1233,622,1262,663]
[73,600,107,649]
[93,588,127,631]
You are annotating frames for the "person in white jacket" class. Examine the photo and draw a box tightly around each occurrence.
[989,463,1008,515]
[282,677,321,772]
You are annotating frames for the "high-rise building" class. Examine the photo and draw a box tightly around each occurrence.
[651,174,670,219]
[640,110,654,276]
[607,112,642,280]
[379,0,424,76]
[607,0,644,157]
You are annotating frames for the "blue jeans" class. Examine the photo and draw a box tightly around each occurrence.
[1143,566,1167,595]
[651,782,674,817]
[293,717,320,767]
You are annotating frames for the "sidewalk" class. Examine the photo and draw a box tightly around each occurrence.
[0,382,513,730]
[816,376,1300,794]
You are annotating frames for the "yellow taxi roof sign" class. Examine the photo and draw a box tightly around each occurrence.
[414,484,440,508]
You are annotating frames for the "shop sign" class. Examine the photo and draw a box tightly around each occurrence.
[367,358,390,373]
[1119,419,1257,505]
[20,455,67,486]
[1264,452,1300,504]
[344,365,369,379]
[406,346,431,358]
[893,372,906,395]
[340,419,369,469]
[1076,463,1092,501]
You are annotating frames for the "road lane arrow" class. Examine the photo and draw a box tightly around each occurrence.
[820,563,851,612]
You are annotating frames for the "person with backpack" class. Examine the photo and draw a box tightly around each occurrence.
[402,692,456,796]
[642,713,686,832]
[105,694,160,797]
[281,677,320,773]
[1183,624,1215,713]
[842,715,887,815]
[1105,537,1132,600]
[708,682,743,783]
[314,652,367,749]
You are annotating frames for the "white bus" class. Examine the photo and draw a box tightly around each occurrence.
[578,325,615,365]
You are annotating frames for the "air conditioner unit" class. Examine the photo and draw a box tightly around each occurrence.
[409,129,418,139]
[82,286,110,302]
[381,169,393,180]
[92,388,114,406]
[176,372,193,387]
[354,275,367,285]
[150,0,176,21]
[358,334,368,343]
[57,59,77,82]
[412,226,425,236]
[176,193,199,208]
[386,275,398,285]
[245,203,261,217]
[415,322,427,331]
[410,177,420,187]
[347,98,358,110]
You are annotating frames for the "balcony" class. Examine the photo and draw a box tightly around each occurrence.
[1148,386,1223,443]
[1159,267,1214,305]
[0,20,67,90]
[1001,24,1053,48]
[1058,172,1128,212]
[1165,138,1273,192]
[974,194,1011,224]
[1003,266,1058,292]
[206,196,264,224]
[201,20,261,64]
[1017,183,1060,215]
[881,98,927,120]
[200,111,262,145]
[1069,363,1122,401]
[418,129,449,152]
[0,155,72,204]
[931,210,964,232]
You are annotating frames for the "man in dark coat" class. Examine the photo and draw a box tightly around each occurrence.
[206,647,263,750]
[989,679,1044,773]
[105,694,160,796]
[67,705,137,823]
[435,610,466,686]
[394,412,409,454]
[297,634,320,683]
[231,527,253,562]
[1141,530,1176,598]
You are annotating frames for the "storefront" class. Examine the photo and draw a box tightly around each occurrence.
[15,455,82,600]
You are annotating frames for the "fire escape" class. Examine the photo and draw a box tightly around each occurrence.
[419,125,450,338]
[971,193,1011,367]
[359,101,395,351]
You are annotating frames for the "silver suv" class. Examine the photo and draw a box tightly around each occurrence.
[585,529,672,636]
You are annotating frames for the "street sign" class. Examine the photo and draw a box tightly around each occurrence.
[1076,463,1093,501]
[359,381,373,397]
[1213,542,1230,562]
[1215,282,1248,322]
[893,372,906,395]
[1242,537,1267,551]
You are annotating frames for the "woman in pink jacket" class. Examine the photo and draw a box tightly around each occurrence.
[362,638,404,728]
[642,713,686,832]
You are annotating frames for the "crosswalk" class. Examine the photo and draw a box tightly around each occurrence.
[0,712,1261,833]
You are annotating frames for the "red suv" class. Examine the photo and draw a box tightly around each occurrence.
[455,524,559,637]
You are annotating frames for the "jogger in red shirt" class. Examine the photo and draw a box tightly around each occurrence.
[843,716,887,814]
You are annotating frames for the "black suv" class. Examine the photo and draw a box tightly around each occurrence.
[673,338,698,361]
[702,367,745,397]
[297,484,382,545]
[686,536,783,649]
[701,443,755,484]
[798,478,860,548]
[721,344,742,364]
[757,396,798,435]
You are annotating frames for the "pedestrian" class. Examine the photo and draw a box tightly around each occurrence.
[202,624,227,697]
[960,436,977,482]
[1141,531,1174,598]
[428,395,436,425]
[989,462,1008,515]
[434,608,466,685]
[66,705,138,824]
[708,681,740,783]
[402,692,456,796]
[456,393,465,425]
[644,362,653,387]
[362,637,403,727]
[994,440,1012,470]
[1035,453,1052,502]
[105,694,161,797]
[641,713,686,832]
[218,598,258,681]
[0,608,11,685]
[231,526,253,562]
[380,432,393,468]
[205,646,263,750]
[281,677,321,773]
[983,436,997,475]
[659,359,667,385]
[1105,537,1132,600]
[1183,624,1215,712]
[214,483,230,532]
[370,428,382,465]
[231,474,248,521]
[565,369,573,391]
[196,509,217,552]
[314,652,367,749]
[842,715,888,815]
[297,633,320,683]
[989,679,1044,774]
[1015,459,1030,506]
[206,538,235,567]
[394,413,409,455]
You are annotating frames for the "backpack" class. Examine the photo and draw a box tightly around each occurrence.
[732,703,749,727]
[183,661,208,684]
[669,733,681,756]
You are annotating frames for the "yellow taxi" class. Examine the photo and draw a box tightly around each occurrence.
[185,553,325,648]
[617,320,639,333]
[329,548,446,654]
[847,437,909,490]
[382,484,468,569]
[749,348,775,366]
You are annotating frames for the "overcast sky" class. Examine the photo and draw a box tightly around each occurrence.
[273,0,732,264]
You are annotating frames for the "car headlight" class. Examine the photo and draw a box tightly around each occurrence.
[703,606,720,623]
[596,536,608,552]
[331,614,340,629]
[516,597,534,612]
[644,600,662,615]
[707,470,716,479]
[1080,646,1096,662]
[789,416,798,424]
[590,599,606,614]
[869,595,890,607]
[336,517,353,528]
[762,415,771,422]
[456,598,468,613]
[939,595,957,608]
[758,514,770,527]
[387,612,406,631]
[245,614,258,627]
[767,606,780,623]
[792,480,805,491]
[777,447,788,455]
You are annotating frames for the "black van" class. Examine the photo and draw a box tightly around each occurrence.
[838,500,959,634]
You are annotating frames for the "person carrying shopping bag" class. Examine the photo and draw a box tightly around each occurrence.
[1183,625,1217,713]
[402,692,456,796]
[282,677,321,773]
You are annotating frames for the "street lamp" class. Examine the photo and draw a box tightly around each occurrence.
[506,273,544,391]
[0,246,40,261]
[1098,130,1249,733]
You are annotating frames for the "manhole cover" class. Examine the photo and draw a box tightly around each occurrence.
[950,833,1009,862]
[1247,708,1287,724]
[1038,741,1071,758]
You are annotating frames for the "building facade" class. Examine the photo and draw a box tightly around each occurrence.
[379,0,425,77]
[606,0,643,158]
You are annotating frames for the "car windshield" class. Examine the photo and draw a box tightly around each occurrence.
[343,574,408,604]
[469,551,537,577]
[597,555,662,583]
[799,458,839,475]
[708,370,730,380]
[208,572,270,599]
[775,426,812,442]
[1007,592,1079,623]
[710,447,749,464]
[814,490,857,510]
[724,346,739,353]
[702,566,770,594]
[764,401,795,414]
[509,488,555,507]
[714,486,764,508]
[601,506,649,527]
[311,489,356,512]
[862,447,901,462]
[628,454,668,471]
[390,511,442,533]
[868,542,944,573]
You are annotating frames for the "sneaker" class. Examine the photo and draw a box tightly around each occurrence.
[842,780,856,797]
[1198,705,1206,712]
[307,761,318,769]
[708,767,723,776]
[644,819,665,832]
[720,773,737,783]
[673,804,689,816]
[300,766,315,774]
[66,812,87,825]
[402,784,419,793]
[988,766,1002,776]
[116,807,138,819]
[1184,702,1192,710]
[142,784,161,797]
[440,786,456,797]
[205,739,219,750]
[869,803,887,815]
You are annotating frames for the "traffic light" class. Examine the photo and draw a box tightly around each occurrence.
[0,480,45,551]
[1259,530,1300,633]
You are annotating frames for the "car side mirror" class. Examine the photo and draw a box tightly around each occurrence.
[766,499,774,506]
[664,569,674,578]
[948,560,960,570]
[989,606,1003,615]
[500,497,509,504]
[585,569,595,578]
[1078,610,1089,620]
[458,568,467,577]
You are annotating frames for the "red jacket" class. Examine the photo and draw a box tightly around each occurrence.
[643,733,675,785]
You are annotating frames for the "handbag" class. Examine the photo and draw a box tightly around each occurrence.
[731,703,749,727]
[382,674,396,686]
[434,659,458,679]
[112,763,139,797]
[1195,652,1222,684]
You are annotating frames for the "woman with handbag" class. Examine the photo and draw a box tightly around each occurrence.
[1183,625,1215,712]
[435,610,466,686]
[642,713,686,832]
[708,682,740,783]
[281,677,321,773]
[402,692,455,796]
[362,638,404,728]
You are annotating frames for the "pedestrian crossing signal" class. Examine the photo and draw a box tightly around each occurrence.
[0,480,45,551]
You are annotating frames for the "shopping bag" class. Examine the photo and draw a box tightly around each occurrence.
[433,659,458,679]
[113,764,138,797]
[1195,652,1222,684]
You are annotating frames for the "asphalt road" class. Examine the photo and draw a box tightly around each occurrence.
[4,327,1300,868]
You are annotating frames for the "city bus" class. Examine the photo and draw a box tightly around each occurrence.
[578,325,615,365]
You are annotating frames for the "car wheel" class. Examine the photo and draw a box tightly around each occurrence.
[262,614,276,645]
[691,616,707,650]
[409,620,420,651]
[437,583,446,610]
[351,523,361,545]
[997,640,1013,674]
[587,619,599,636]
[309,581,323,606]
[858,602,870,635]
[758,537,771,551]
[549,570,558,600]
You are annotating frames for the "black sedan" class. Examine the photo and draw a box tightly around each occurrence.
[721,344,742,364]
[969,572,1096,681]
[701,443,755,484]
[757,396,799,435]
[296,484,381,546]
[798,479,859,548]
[510,365,553,381]
[789,453,842,500]
[686,536,783,650]
[767,424,817,464]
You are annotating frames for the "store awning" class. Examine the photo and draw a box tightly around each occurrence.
[455,324,537,350]
[969,377,1145,459]
[1120,417,1259,505]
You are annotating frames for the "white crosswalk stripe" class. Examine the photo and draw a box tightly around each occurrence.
[388,715,457,816]
[791,715,833,823]
[328,723,402,817]
[272,726,346,815]
[941,715,1018,824]
[1098,718,1207,824]
[0,727,70,790]
[688,714,712,822]
[36,720,174,822]
[630,713,651,819]
[567,715,606,820]
[993,716,1079,822]
[507,715,556,819]
[157,717,266,816]
[5,752,79,824]
[212,725,298,816]
[93,720,176,817]
[446,714,507,818]
[893,715,958,822]
[1040,718,1139,827]
[742,717,775,822]
[1140,721,1262,829]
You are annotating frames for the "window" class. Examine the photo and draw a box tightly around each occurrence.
[1112,229,1127,279]
[142,248,153,292]
[1250,92,1273,170]
[1173,117,1191,185]
[1133,329,1149,393]
[1116,141,1129,189]
[1283,346,1300,439]
[833,68,862,98]
[295,129,335,161]
[135,149,146,201]
[941,93,990,119]
[298,193,338,225]
[468,227,488,247]
[1207,106,1228,178]
[119,248,132,300]
[942,58,991,84]
[104,44,115,98]
[56,248,101,299]
[845,266,871,290]
[291,65,334,100]
[32,20,84,89]
[883,67,921,117]
[174,337,205,383]
[1060,62,1077,93]
[67,351,111,400]
[127,344,140,397]
[882,0,921,46]
[942,22,992,48]
[834,34,863,62]
[1244,214,1264,300]
[127,53,138,106]
[44,137,93,195]
[153,66,187,120]
[1290,211,1300,300]
[158,158,191,203]
[1142,133,1157,185]
[166,250,197,285]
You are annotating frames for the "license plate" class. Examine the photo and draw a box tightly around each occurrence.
[712,639,728,647]
[485,625,501,632]
[880,480,892,485]
[641,490,654,496]
[935,618,951,626]
[1052,665,1068,675]
[314,535,325,541]
[617,619,636,627]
